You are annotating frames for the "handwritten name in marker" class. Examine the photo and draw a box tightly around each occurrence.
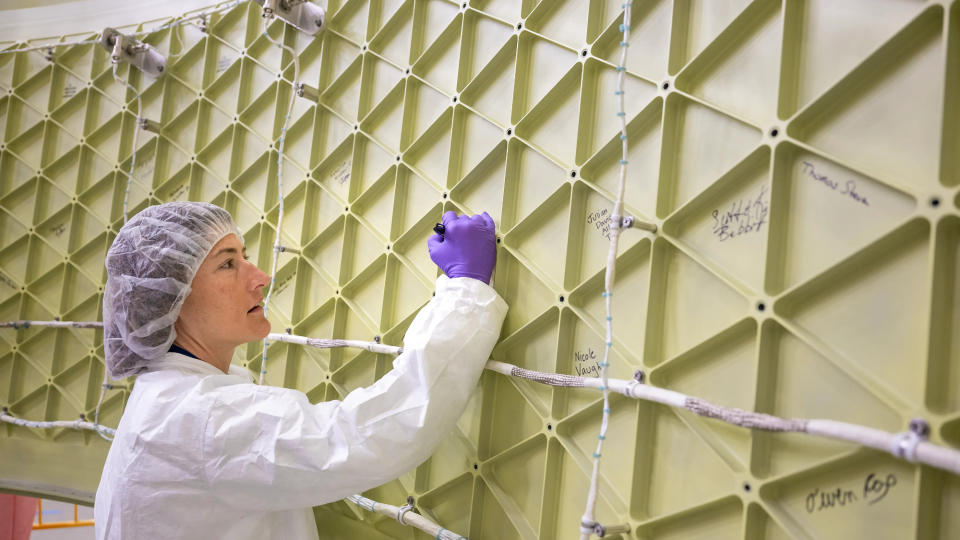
[587,208,611,241]
[573,347,601,377]
[801,161,869,207]
[711,185,769,242]
[804,472,897,514]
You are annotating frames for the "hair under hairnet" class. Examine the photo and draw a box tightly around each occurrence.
[103,201,242,379]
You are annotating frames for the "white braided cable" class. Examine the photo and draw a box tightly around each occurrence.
[258,16,302,385]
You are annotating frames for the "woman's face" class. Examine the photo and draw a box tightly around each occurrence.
[177,233,271,348]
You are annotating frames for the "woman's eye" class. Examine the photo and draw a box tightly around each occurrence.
[220,259,234,269]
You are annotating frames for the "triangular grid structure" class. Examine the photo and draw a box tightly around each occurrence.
[1,0,959,538]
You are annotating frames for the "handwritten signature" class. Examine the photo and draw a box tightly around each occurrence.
[804,472,897,514]
[711,185,769,242]
[801,161,869,206]
[587,208,611,241]
[574,347,601,377]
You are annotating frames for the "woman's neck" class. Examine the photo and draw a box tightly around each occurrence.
[172,323,234,374]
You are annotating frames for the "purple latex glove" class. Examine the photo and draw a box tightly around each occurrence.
[427,211,497,284]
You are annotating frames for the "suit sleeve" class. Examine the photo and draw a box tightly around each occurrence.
[201,276,508,510]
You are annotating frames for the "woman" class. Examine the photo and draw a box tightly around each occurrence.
[94,201,506,539]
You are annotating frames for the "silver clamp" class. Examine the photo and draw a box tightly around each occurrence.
[395,496,415,524]
[100,28,166,77]
[138,118,161,133]
[890,418,930,462]
[295,82,320,102]
[274,244,301,255]
[256,0,325,35]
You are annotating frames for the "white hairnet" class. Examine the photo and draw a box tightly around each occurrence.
[103,201,242,379]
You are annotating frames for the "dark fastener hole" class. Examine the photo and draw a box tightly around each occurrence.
[662,82,670,90]
[581,49,588,57]
[930,197,941,207]
[442,193,447,199]
[559,296,564,303]
[496,238,501,244]
[473,463,479,470]
[506,128,513,136]
[743,482,752,492]
[570,171,577,178]
[452,96,458,102]
[516,22,523,30]
[770,128,779,137]
[547,424,552,431]
[757,302,766,312]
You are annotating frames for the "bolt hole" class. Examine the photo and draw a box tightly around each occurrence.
[930,197,941,208]
[442,193,447,199]
[757,302,766,312]
[547,424,553,431]
[581,49,588,57]
[344,206,349,211]
[396,155,401,161]
[559,296,564,303]
[496,237,501,244]
[516,22,523,30]
[506,127,513,136]
[770,128,779,138]
[405,68,411,74]
[662,82,670,90]
[473,463,478,470]
[570,170,577,178]
[743,482,752,492]
[354,124,359,131]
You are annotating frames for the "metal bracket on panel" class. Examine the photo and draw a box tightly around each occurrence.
[255,0,326,35]
[295,82,320,102]
[99,28,167,78]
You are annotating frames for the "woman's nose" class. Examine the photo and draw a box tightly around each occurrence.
[249,262,270,290]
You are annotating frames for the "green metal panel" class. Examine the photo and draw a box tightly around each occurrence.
[1,0,960,538]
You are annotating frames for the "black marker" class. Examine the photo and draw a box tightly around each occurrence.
[433,223,445,235]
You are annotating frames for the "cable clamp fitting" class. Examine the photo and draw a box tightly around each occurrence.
[138,117,161,133]
[395,496,415,524]
[274,244,301,255]
[295,82,320,102]
[100,28,166,77]
[609,214,634,229]
[890,418,930,462]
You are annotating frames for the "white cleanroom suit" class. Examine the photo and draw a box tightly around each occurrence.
[94,275,507,539]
